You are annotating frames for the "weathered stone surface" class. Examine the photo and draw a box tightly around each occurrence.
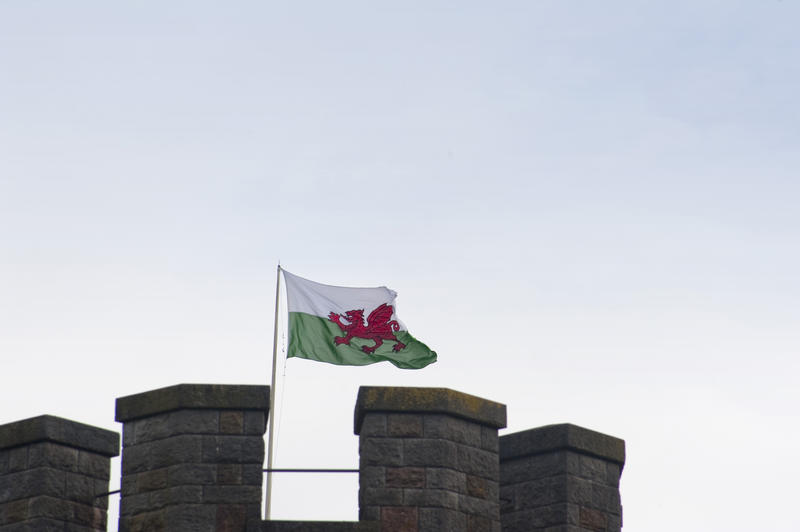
[125,410,219,445]
[500,424,625,466]
[121,435,203,474]
[202,486,261,505]
[0,468,65,502]
[0,416,119,458]
[387,414,423,437]
[359,487,403,506]
[418,507,466,531]
[358,466,385,490]
[357,414,387,438]
[215,503,246,532]
[423,415,482,447]
[381,506,418,532]
[426,468,466,493]
[360,438,403,466]
[355,387,507,435]
[386,467,424,488]
[115,384,269,423]
[403,439,457,469]
[220,411,245,435]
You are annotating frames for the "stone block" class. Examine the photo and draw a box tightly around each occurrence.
[480,426,499,453]
[359,504,380,522]
[120,474,138,497]
[458,494,496,518]
[456,444,498,479]
[423,415,482,448]
[26,443,78,472]
[403,439,457,469]
[500,451,569,485]
[0,516,75,531]
[606,463,622,488]
[360,438,403,466]
[243,411,267,436]
[220,411,244,435]
[167,463,216,486]
[578,455,608,483]
[466,475,488,499]
[466,514,493,532]
[124,508,166,532]
[7,449,27,474]
[164,504,217,532]
[358,414,387,438]
[0,499,30,525]
[579,506,607,532]
[242,464,264,486]
[127,410,220,444]
[217,464,243,485]
[77,452,111,480]
[119,492,150,516]
[201,435,264,464]
[202,485,261,505]
[359,466,385,490]
[402,488,459,510]
[136,469,168,492]
[515,475,568,510]
[425,468,466,493]
[215,503,247,531]
[0,468,65,501]
[381,506,418,532]
[64,472,97,503]
[147,485,203,509]
[387,414,423,437]
[418,507,466,532]
[359,487,403,506]
[386,467,424,488]
[121,435,203,474]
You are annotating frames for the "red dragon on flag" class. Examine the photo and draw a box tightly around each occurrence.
[328,303,407,354]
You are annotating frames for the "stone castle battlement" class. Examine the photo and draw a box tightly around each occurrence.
[0,384,624,531]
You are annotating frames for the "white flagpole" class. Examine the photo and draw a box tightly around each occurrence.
[265,263,282,519]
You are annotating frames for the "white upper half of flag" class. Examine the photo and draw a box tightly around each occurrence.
[282,269,406,329]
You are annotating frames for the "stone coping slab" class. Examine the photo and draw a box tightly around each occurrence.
[500,423,625,466]
[354,386,507,434]
[0,414,119,457]
[115,383,269,422]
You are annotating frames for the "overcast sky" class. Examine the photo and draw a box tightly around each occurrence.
[2,2,799,530]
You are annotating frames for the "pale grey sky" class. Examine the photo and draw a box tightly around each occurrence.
[2,2,799,530]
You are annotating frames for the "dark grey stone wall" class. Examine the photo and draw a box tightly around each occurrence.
[115,383,269,532]
[354,386,507,532]
[499,424,625,532]
[0,415,120,531]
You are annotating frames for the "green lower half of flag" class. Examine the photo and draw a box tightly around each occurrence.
[287,312,437,370]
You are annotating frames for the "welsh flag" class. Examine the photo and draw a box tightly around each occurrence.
[282,269,437,369]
